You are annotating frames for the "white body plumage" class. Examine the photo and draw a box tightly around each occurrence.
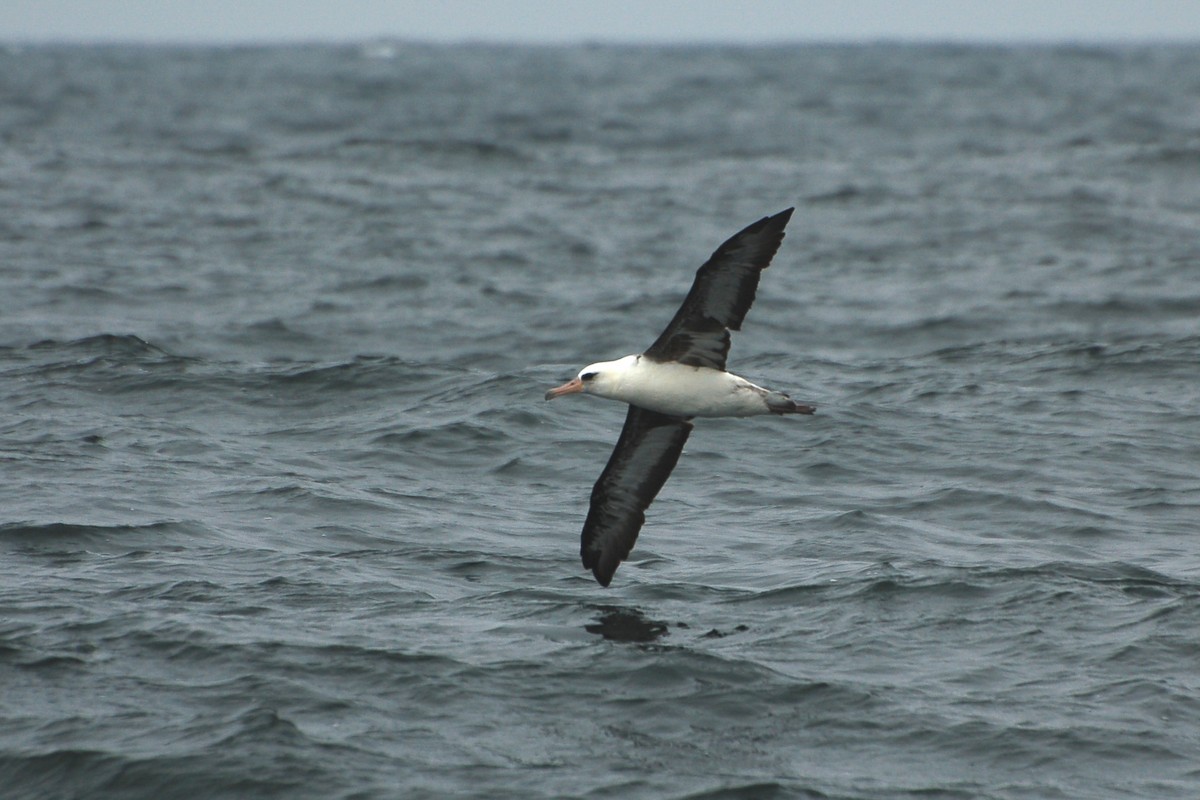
[562,354,790,418]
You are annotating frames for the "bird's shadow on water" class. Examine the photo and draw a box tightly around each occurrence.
[584,605,671,643]
[583,604,752,644]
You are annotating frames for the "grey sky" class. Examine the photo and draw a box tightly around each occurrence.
[4,1,1199,44]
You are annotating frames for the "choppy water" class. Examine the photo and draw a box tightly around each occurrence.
[2,42,1199,799]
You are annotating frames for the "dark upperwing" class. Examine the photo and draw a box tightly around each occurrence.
[580,405,693,586]
[643,207,794,371]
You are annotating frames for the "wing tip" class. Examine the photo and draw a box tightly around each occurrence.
[582,550,616,587]
[770,207,795,235]
[738,206,794,242]
[758,207,794,230]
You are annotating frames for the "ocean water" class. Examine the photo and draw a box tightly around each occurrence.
[2,42,1199,799]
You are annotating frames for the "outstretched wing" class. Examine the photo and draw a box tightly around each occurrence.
[581,405,693,587]
[643,207,794,370]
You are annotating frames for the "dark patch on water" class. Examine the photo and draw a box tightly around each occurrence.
[585,605,671,643]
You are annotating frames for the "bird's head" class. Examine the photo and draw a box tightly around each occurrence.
[544,356,637,401]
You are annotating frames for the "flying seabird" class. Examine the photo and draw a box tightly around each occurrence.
[545,208,814,586]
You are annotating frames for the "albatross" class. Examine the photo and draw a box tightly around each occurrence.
[545,208,814,586]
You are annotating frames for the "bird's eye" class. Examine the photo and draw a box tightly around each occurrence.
[581,372,598,381]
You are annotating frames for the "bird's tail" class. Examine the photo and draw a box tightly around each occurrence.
[766,392,816,415]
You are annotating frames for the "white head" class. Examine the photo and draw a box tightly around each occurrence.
[544,355,638,402]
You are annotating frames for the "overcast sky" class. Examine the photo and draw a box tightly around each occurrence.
[4,1,1199,44]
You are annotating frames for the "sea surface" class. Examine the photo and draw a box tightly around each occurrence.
[2,42,1199,799]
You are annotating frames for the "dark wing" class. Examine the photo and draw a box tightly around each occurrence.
[643,207,794,370]
[581,405,693,587]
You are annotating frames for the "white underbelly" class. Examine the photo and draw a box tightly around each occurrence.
[616,361,767,418]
